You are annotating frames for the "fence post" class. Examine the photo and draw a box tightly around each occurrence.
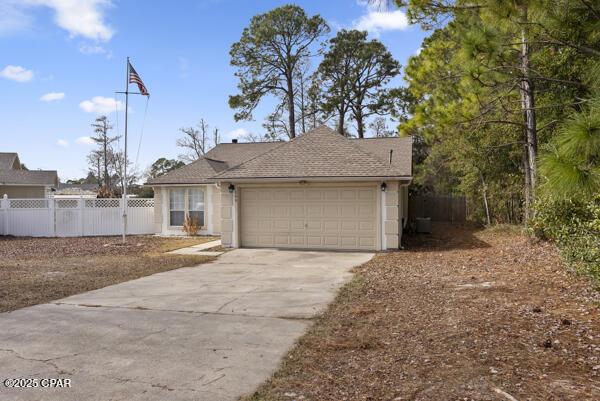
[49,197,56,237]
[1,194,7,236]
[79,196,85,236]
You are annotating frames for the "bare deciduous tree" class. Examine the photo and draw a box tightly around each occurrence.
[177,119,210,162]
[90,116,120,187]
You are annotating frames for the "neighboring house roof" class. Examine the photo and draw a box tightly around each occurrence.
[0,152,20,170]
[147,125,412,185]
[215,125,412,180]
[55,183,99,195]
[0,169,58,186]
[0,152,58,186]
[57,183,100,191]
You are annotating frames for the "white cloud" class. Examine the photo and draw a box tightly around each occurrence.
[79,96,123,114]
[78,43,112,58]
[40,92,65,102]
[0,65,34,82]
[354,8,409,36]
[56,139,69,147]
[24,0,114,41]
[0,1,33,36]
[76,136,95,145]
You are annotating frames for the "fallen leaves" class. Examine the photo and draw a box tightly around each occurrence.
[248,223,600,401]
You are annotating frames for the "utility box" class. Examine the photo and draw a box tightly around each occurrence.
[416,217,432,233]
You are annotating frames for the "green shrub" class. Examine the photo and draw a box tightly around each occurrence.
[532,195,600,283]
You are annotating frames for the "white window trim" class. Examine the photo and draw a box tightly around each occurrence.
[168,187,206,229]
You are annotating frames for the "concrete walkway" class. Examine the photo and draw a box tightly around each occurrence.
[0,249,373,401]
[167,239,224,256]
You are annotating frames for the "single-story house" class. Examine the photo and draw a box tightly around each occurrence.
[0,152,58,198]
[54,183,99,198]
[147,125,412,251]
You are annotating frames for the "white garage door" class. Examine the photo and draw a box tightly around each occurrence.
[240,186,378,250]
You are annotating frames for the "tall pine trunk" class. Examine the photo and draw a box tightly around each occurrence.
[337,110,346,135]
[286,74,296,139]
[356,111,364,138]
[519,6,538,221]
[522,142,531,223]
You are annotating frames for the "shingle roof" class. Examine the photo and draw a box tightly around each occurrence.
[206,142,283,167]
[146,142,282,185]
[0,152,58,186]
[0,169,58,186]
[352,136,412,178]
[214,125,412,180]
[147,158,228,185]
[0,153,19,170]
[147,126,412,185]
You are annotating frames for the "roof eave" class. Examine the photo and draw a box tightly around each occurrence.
[214,176,413,184]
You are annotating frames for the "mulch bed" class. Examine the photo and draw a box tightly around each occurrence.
[248,224,600,401]
[0,235,217,312]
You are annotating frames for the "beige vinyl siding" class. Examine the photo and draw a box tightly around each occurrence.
[0,185,47,198]
[153,188,163,233]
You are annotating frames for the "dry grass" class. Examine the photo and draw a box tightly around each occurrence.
[0,235,217,312]
[247,224,600,401]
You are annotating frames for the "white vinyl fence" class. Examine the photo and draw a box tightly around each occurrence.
[0,197,155,237]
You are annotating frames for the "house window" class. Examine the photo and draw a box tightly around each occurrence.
[169,189,185,227]
[169,187,205,228]
[188,188,205,227]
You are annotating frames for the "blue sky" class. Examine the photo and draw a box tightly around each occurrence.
[0,0,427,181]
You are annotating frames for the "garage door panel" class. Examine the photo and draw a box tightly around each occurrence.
[358,204,375,217]
[273,220,290,230]
[341,221,357,231]
[341,237,358,247]
[272,206,288,217]
[323,236,339,247]
[306,191,322,200]
[306,205,321,217]
[358,189,375,200]
[307,236,322,246]
[290,205,304,217]
[340,204,356,217]
[323,220,339,232]
[359,237,376,247]
[257,235,275,246]
[241,186,377,250]
[340,190,357,200]
[258,220,272,231]
[290,220,305,230]
[323,204,338,217]
[289,190,304,200]
[306,220,322,231]
[273,235,290,246]
[359,221,374,231]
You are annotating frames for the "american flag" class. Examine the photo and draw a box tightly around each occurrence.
[128,62,149,96]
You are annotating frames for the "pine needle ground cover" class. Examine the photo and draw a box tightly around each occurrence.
[249,224,600,401]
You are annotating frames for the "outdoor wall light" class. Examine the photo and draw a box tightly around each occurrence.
[381,182,387,192]
[228,184,235,193]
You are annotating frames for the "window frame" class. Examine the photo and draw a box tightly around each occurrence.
[168,187,206,229]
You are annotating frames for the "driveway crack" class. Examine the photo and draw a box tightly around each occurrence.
[0,348,73,375]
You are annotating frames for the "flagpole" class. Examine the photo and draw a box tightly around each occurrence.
[122,56,129,244]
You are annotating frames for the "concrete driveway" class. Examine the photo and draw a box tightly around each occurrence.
[0,249,373,401]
